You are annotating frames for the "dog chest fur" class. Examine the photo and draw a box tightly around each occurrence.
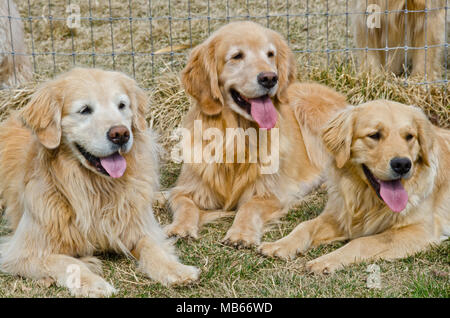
[173,103,321,211]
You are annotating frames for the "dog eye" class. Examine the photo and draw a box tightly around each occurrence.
[118,102,126,110]
[79,105,92,115]
[406,134,414,141]
[368,132,381,140]
[231,52,243,60]
[267,51,274,58]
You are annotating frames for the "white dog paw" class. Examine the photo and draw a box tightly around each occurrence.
[305,257,341,275]
[258,238,308,260]
[164,264,200,286]
[258,241,298,260]
[68,275,117,298]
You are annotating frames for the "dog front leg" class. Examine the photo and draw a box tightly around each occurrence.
[259,212,346,260]
[222,196,284,248]
[45,254,116,297]
[306,224,436,275]
[165,194,201,239]
[1,253,116,297]
[1,197,116,297]
[132,235,200,286]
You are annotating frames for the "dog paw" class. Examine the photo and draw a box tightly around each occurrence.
[68,274,117,298]
[36,276,55,288]
[165,223,199,240]
[305,257,341,275]
[163,263,200,286]
[258,241,300,260]
[222,228,259,249]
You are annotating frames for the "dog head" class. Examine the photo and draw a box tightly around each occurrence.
[182,21,297,129]
[323,100,435,213]
[20,67,148,178]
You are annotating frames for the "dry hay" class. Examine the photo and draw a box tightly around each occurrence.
[0,85,35,123]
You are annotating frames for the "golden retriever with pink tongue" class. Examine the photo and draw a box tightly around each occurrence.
[0,68,199,297]
[166,21,348,248]
[260,100,450,274]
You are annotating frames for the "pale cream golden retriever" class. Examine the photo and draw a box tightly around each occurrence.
[0,68,199,297]
[166,21,348,247]
[0,0,32,87]
[260,100,450,274]
[352,0,446,80]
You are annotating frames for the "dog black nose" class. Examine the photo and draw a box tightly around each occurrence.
[257,72,278,89]
[107,125,130,146]
[390,157,412,175]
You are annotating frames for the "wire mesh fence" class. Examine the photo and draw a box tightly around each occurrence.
[0,0,448,91]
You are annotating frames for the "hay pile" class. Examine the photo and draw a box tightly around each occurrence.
[0,85,35,122]
[302,65,449,127]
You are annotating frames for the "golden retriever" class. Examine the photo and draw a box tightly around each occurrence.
[0,0,32,87]
[260,100,450,274]
[166,21,348,247]
[0,68,199,297]
[352,0,446,80]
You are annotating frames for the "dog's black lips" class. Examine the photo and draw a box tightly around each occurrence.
[75,143,109,176]
[362,164,382,200]
[230,89,251,114]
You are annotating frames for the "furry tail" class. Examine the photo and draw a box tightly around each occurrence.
[153,191,235,226]
[199,210,236,226]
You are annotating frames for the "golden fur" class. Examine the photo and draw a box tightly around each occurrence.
[0,0,32,87]
[166,21,348,247]
[260,100,450,274]
[352,0,446,80]
[0,68,199,297]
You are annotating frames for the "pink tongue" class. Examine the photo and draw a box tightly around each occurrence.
[99,153,127,178]
[379,180,408,212]
[249,96,278,129]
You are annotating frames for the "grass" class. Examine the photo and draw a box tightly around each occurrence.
[0,0,447,298]
[0,190,448,298]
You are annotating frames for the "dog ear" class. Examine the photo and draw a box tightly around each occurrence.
[128,83,148,132]
[322,107,355,168]
[117,73,148,132]
[412,107,435,166]
[21,81,62,149]
[270,30,297,104]
[132,86,149,132]
[181,38,224,116]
